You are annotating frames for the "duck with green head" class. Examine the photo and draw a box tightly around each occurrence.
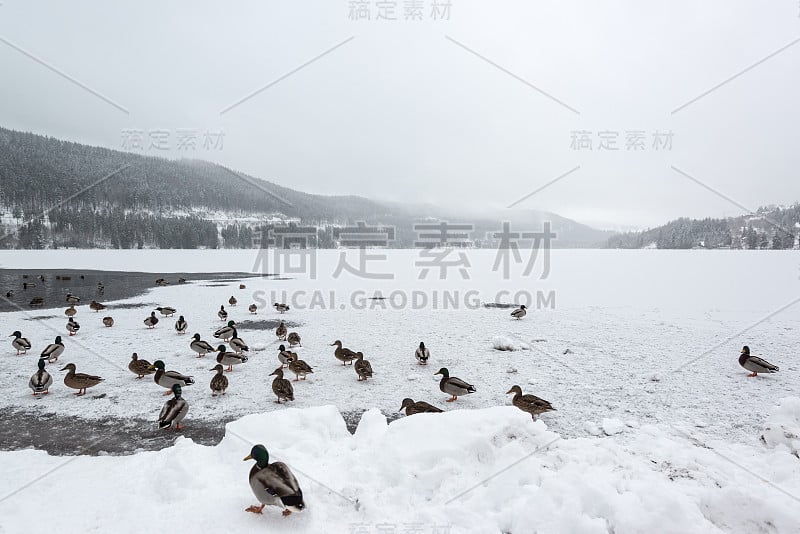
[40,336,64,363]
[158,384,188,430]
[244,444,305,516]
[190,333,215,358]
[9,330,31,355]
[29,358,53,395]
[148,360,195,395]
[216,344,248,372]
[434,367,475,402]
[214,320,236,342]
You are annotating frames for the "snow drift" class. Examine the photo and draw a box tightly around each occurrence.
[2,405,799,534]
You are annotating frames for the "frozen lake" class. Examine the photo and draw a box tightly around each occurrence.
[0,249,797,447]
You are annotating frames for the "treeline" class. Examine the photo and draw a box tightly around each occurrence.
[10,208,220,249]
[607,205,800,249]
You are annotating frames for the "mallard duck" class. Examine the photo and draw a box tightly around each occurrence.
[9,331,31,355]
[38,274,45,282]
[158,384,189,431]
[156,306,176,317]
[102,316,114,327]
[190,333,215,358]
[275,321,287,341]
[30,297,44,307]
[399,398,443,416]
[506,385,555,419]
[23,282,36,290]
[60,363,103,396]
[175,316,188,334]
[214,320,236,342]
[244,444,305,516]
[331,340,357,365]
[128,353,154,379]
[89,300,106,312]
[41,336,65,363]
[511,304,527,320]
[286,353,313,381]
[5,290,13,298]
[144,311,159,329]
[149,360,195,395]
[229,296,238,306]
[435,367,476,402]
[96,282,104,293]
[216,344,248,372]
[66,317,80,336]
[739,346,779,377]
[415,342,430,365]
[286,332,302,348]
[218,305,228,321]
[29,358,53,395]
[64,305,77,317]
[277,345,296,368]
[65,293,80,304]
[209,364,229,396]
[229,328,249,355]
[354,352,373,381]
[239,283,246,289]
[270,368,294,403]
[248,303,258,314]
[178,278,186,284]
[273,303,290,314]
[155,278,169,286]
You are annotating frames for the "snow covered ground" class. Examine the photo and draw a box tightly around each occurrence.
[1,406,799,533]
[0,249,799,533]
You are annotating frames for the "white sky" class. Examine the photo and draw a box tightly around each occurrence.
[1,0,798,230]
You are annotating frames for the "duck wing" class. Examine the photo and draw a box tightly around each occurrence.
[259,462,303,505]
[743,356,779,373]
[29,369,52,392]
[415,401,442,413]
[159,398,188,427]
[164,370,195,385]
[74,372,104,386]
[446,376,475,391]
[519,394,555,411]
[273,378,294,400]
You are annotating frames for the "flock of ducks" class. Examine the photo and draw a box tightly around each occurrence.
[6,274,786,517]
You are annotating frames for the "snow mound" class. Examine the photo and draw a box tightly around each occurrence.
[492,336,530,351]
[762,396,800,457]
[2,406,800,533]
[601,418,626,436]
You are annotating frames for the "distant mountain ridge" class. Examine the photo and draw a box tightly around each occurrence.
[606,206,800,249]
[0,127,612,249]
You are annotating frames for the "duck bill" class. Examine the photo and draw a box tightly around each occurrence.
[147,365,155,370]
[59,365,69,371]
[243,454,253,461]
[505,389,514,394]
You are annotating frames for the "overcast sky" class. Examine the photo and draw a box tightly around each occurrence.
[1,1,798,230]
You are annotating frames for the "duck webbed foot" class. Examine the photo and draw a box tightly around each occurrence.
[245,504,265,514]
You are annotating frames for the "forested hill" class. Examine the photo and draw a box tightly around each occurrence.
[606,206,800,249]
[0,127,613,249]
[0,127,394,221]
